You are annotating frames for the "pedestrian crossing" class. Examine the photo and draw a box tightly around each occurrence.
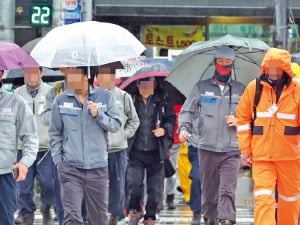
[27,201,254,225]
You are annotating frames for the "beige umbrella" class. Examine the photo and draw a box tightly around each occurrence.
[22,37,42,53]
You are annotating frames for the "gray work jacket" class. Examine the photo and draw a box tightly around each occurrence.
[108,87,139,153]
[15,82,52,150]
[179,78,245,152]
[0,88,38,174]
[49,87,121,169]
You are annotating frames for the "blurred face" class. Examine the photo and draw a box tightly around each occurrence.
[0,70,3,81]
[66,68,86,91]
[216,58,234,66]
[97,67,115,89]
[24,67,42,88]
[137,79,155,99]
[266,67,283,80]
[59,68,68,77]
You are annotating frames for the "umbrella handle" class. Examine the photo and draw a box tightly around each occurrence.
[87,96,92,115]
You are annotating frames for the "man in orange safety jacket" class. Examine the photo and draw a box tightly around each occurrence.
[236,48,300,225]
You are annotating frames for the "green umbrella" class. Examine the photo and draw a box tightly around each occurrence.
[166,34,270,97]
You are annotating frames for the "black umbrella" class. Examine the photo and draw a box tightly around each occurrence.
[3,68,65,84]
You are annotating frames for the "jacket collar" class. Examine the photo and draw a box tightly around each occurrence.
[65,85,96,97]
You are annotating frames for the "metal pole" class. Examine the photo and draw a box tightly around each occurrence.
[82,0,93,21]
[274,0,289,49]
[0,0,15,42]
[52,0,64,27]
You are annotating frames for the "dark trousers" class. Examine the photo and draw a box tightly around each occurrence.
[187,145,202,213]
[108,149,128,217]
[57,163,108,225]
[54,166,88,225]
[199,150,240,222]
[127,149,164,220]
[53,166,63,225]
[17,150,55,215]
[0,173,17,225]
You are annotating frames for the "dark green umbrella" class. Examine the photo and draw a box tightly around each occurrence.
[3,67,65,84]
[166,34,270,97]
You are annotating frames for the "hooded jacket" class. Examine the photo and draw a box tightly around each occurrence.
[236,48,300,161]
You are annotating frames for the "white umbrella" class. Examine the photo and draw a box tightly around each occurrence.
[166,34,270,97]
[30,21,146,68]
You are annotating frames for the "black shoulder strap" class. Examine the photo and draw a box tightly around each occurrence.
[251,78,263,131]
[254,78,263,108]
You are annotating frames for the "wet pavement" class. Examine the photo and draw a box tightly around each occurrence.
[22,195,254,225]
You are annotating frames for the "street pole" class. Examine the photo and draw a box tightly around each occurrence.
[52,0,64,28]
[0,0,15,42]
[82,0,93,21]
[274,0,289,49]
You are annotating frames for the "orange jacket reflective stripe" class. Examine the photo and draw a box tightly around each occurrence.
[236,48,300,161]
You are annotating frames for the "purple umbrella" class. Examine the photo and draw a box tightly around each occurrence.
[0,42,38,70]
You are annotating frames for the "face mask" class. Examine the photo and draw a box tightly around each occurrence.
[0,80,2,89]
[214,63,233,83]
[215,63,233,75]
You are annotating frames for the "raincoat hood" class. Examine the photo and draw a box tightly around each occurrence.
[260,48,294,78]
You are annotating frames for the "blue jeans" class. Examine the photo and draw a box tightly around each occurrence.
[17,150,55,215]
[0,173,17,225]
[108,149,128,217]
[188,145,202,213]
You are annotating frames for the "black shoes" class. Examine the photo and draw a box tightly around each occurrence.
[166,194,176,210]
[190,212,201,225]
[219,219,234,225]
[204,217,218,225]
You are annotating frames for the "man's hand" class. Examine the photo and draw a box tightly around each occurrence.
[13,162,28,181]
[152,128,165,137]
[87,100,98,118]
[179,130,189,143]
[225,114,236,127]
[241,153,252,167]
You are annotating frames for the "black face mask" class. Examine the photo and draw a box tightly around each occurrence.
[0,80,2,89]
[215,71,230,83]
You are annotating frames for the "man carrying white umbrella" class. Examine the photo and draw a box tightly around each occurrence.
[30,21,145,225]
[49,67,121,225]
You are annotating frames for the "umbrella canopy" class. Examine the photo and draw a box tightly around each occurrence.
[120,59,185,105]
[119,62,171,90]
[166,34,270,97]
[0,42,39,70]
[30,21,146,68]
[22,37,42,53]
[117,57,173,79]
[3,68,65,84]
